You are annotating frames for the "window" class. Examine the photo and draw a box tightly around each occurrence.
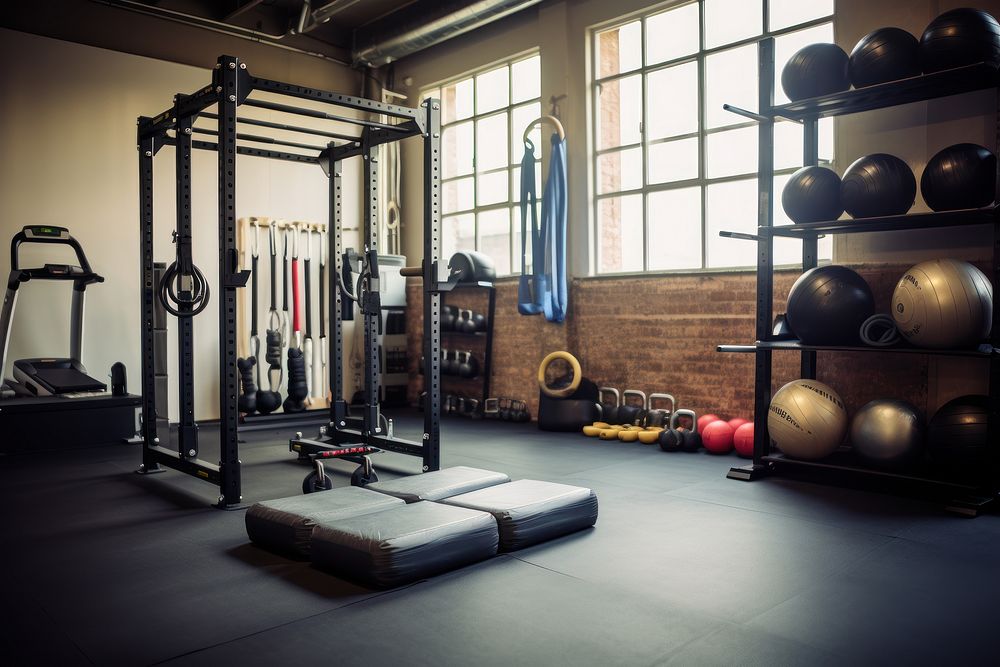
[422,53,541,276]
[592,0,835,274]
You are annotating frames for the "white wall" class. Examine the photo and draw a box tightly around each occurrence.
[0,28,364,420]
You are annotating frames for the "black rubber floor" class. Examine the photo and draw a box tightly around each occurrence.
[2,412,999,666]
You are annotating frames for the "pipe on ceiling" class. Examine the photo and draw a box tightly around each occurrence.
[352,0,544,67]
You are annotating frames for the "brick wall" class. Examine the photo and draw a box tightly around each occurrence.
[406,262,988,423]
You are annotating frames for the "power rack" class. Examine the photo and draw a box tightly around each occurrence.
[136,54,446,508]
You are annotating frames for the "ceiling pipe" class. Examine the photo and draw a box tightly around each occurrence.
[352,0,543,67]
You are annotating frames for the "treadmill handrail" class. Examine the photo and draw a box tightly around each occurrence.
[15,266,104,284]
[11,227,95,274]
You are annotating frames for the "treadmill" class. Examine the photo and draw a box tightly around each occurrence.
[0,225,107,398]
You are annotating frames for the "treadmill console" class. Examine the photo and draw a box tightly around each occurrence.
[23,225,70,240]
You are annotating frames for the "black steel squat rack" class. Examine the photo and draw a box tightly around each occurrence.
[718,38,1000,515]
[137,55,445,508]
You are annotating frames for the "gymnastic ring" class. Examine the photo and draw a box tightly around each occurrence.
[537,351,582,399]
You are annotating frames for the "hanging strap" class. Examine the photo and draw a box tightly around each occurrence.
[543,135,568,323]
[518,140,545,315]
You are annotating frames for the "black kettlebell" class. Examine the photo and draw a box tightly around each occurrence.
[472,312,487,332]
[498,398,511,421]
[659,409,697,452]
[511,400,530,422]
[457,351,479,378]
[441,349,455,375]
[460,309,478,334]
[618,389,647,426]
[599,387,621,424]
[442,305,458,331]
[644,393,674,428]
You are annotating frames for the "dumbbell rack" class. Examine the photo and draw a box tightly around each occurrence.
[717,37,1000,516]
[439,284,496,417]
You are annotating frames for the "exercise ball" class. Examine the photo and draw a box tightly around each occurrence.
[849,27,921,87]
[849,398,924,469]
[841,153,916,218]
[786,265,875,345]
[697,413,720,433]
[891,258,992,348]
[781,43,851,101]
[928,395,990,470]
[702,420,735,454]
[781,166,843,223]
[920,143,997,212]
[733,422,754,458]
[727,417,750,431]
[768,379,848,460]
[920,8,1000,73]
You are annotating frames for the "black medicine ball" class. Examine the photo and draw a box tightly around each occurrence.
[849,27,921,87]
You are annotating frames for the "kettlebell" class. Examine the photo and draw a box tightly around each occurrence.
[460,309,478,334]
[619,389,647,426]
[644,393,675,428]
[659,409,697,452]
[598,387,621,424]
[511,400,530,422]
[458,351,480,378]
[465,398,480,417]
[441,349,455,375]
[472,311,487,332]
[442,305,458,331]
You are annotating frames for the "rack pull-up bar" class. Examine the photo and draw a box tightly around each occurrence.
[199,112,360,143]
[190,127,327,152]
[242,98,409,132]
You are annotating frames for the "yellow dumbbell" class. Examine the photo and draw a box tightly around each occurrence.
[618,429,640,443]
[598,426,624,440]
[637,427,663,445]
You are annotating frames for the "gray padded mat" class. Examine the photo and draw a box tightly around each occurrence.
[440,479,598,551]
[366,466,510,503]
[310,501,499,588]
[245,487,405,558]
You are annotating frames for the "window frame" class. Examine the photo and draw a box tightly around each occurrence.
[590,0,835,276]
[421,49,542,277]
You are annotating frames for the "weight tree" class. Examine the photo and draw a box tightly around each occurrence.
[136,54,443,508]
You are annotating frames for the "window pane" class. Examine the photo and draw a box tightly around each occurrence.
[648,188,702,270]
[818,116,834,162]
[705,44,757,129]
[706,126,758,178]
[477,170,509,206]
[596,21,642,77]
[442,121,473,178]
[649,138,699,184]
[512,164,542,202]
[442,213,474,260]
[422,88,440,105]
[597,74,642,149]
[647,61,699,139]
[442,79,473,123]
[598,195,643,273]
[512,55,540,103]
[511,102,543,163]
[476,112,508,171]
[443,177,474,213]
[769,0,834,31]
[704,0,762,49]
[774,121,803,171]
[476,66,509,114]
[478,209,511,275]
[774,23,835,105]
[706,178,757,268]
[646,3,700,65]
[597,148,642,194]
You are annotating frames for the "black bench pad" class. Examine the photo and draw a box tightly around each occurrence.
[366,466,510,503]
[310,501,499,588]
[440,479,598,551]
[245,487,405,558]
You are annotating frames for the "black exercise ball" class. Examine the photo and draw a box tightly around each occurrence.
[849,27,921,87]
[781,43,851,102]
[920,8,1000,73]
[920,143,997,212]
[786,265,875,345]
[841,153,916,218]
[850,398,924,469]
[927,394,990,472]
[781,166,843,224]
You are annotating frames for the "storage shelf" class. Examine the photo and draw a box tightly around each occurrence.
[768,62,998,121]
[717,340,994,357]
[761,452,983,492]
[441,330,488,337]
[763,207,996,237]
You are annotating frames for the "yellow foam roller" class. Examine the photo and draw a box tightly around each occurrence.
[582,425,602,437]
[598,427,623,440]
[618,429,639,442]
